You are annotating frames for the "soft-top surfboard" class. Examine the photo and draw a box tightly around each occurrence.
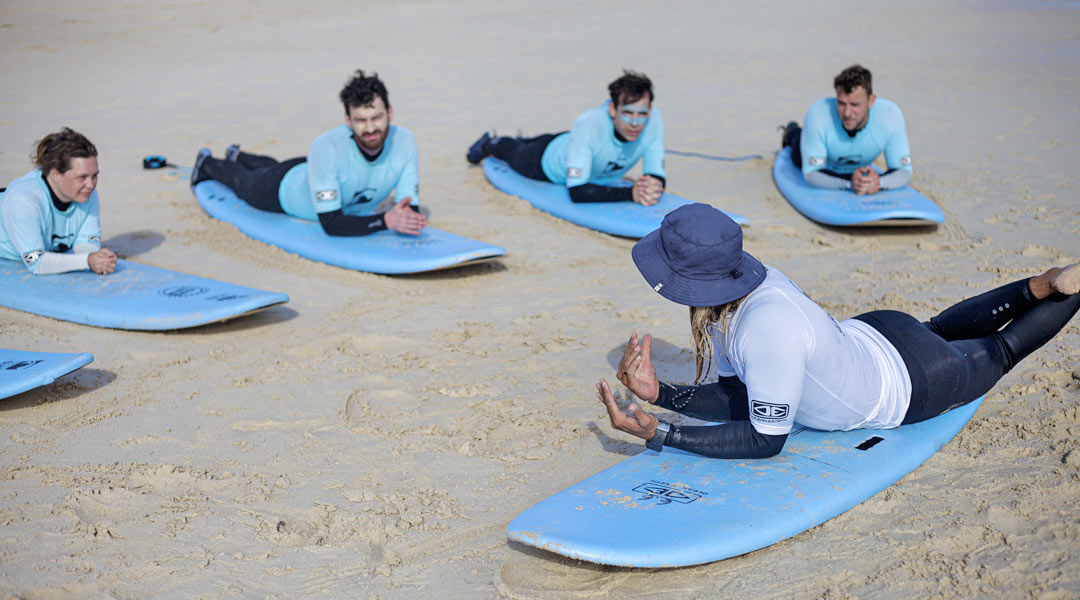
[193,181,506,274]
[508,397,982,567]
[0,258,288,330]
[772,147,944,226]
[482,158,749,237]
[0,349,94,400]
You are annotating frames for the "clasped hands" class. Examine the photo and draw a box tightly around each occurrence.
[852,167,881,196]
[631,175,663,206]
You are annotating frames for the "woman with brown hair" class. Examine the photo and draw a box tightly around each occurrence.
[0,128,116,275]
[598,203,1079,459]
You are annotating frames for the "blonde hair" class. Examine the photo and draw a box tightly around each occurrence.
[689,297,745,384]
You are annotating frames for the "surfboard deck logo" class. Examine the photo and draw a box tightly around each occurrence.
[1,360,44,371]
[633,480,707,506]
[159,285,209,298]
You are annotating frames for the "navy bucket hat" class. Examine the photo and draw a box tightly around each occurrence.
[631,203,766,306]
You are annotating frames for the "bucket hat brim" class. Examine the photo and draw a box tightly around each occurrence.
[632,227,767,307]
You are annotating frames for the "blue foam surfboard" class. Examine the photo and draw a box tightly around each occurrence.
[773,147,944,226]
[508,397,982,567]
[193,181,507,274]
[0,349,94,399]
[0,258,288,330]
[482,158,749,237]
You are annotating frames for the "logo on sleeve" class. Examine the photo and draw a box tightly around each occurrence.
[88,234,101,244]
[315,190,338,204]
[566,167,583,179]
[750,400,789,422]
[808,156,825,166]
[899,156,912,166]
[22,250,43,265]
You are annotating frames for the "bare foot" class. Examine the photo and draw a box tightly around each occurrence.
[1031,263,1080,299]
[1052,263,1080,295]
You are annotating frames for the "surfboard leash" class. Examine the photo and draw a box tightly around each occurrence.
[665,149,764,162]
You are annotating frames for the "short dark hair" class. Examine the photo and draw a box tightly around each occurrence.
[339,69,390,115]
[32,127,97,175]
[834,64,873,96]
[608,69,654,106]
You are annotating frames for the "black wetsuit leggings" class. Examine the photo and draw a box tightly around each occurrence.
[489,134,562,182]
[859,277,1079,424]
[658,276,1080,426]
[199,152,305,213]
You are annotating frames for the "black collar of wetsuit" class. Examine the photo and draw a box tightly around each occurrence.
[845,116,870,138]
[351,133,385,162]
[41,172,71,212]
[845,125,864,139]
[613,129,628,143]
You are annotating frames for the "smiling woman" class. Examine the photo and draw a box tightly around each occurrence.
[0,128,116,275]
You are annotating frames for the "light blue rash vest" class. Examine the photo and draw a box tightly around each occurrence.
[540,101,665,187]
[800,97,912,176]
[0,169,101,273]
[278,124,420,220]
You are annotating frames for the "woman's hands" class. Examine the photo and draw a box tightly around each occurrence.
[616,332,659,403]
[597,378,659,442]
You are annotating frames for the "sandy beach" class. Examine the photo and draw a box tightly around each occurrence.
[1,1,1078,597]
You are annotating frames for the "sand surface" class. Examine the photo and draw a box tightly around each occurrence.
[1,1,1078,598]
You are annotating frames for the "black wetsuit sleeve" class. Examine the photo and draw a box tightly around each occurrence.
[654,378,747,423]
[567,183,633,203]
[662,421,787,459]
[654,378,786,458]
[316,204,421,237]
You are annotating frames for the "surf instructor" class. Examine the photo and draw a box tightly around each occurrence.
[0,128,116,275]
[191,69,426,236]
[466,70,666,206]
[598,203,1079,458]
[781,65,912,196]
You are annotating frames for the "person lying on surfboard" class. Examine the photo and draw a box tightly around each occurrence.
[598,203,1079,458]
[190,69,426,237]
[466,70,666,206]
[0,128,117,276]
[780,64,912,196]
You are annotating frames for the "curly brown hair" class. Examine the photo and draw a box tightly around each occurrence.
[339,69,390,114]
[32,128,97,175]
[834,64,873,96]
[608,69,653,106]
